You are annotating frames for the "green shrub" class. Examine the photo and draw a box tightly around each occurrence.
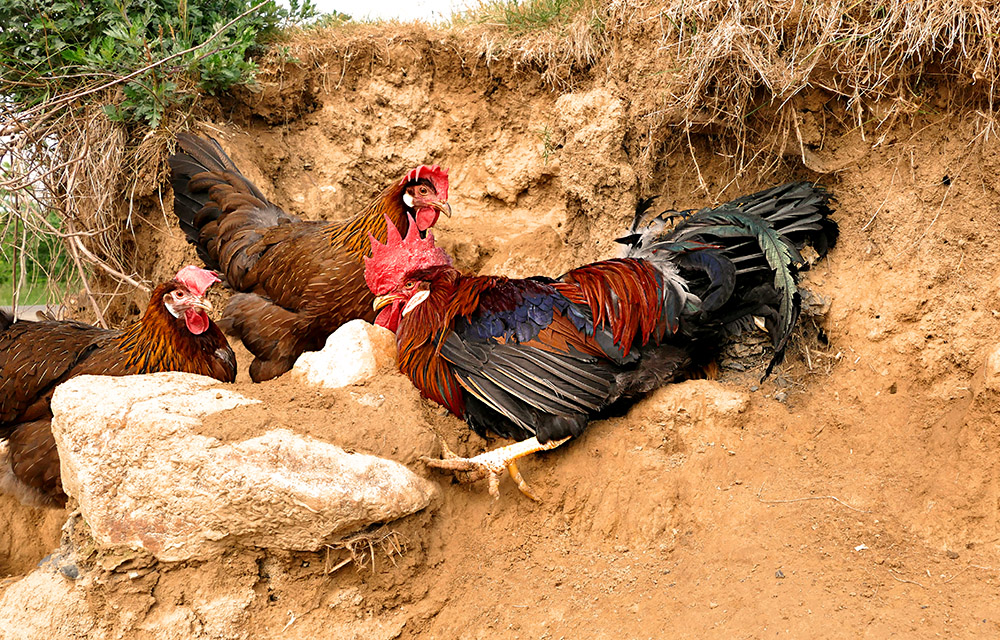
[468,0,593,34]
[0,0,319,127]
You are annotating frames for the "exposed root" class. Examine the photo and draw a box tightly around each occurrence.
[324,526,407,574]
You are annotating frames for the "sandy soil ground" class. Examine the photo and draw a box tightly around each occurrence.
[2,23,1000,639]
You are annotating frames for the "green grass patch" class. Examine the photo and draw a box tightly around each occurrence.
[466,0,593,33]
[0,279,60,307]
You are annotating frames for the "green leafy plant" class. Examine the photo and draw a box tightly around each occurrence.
[539,124,554,164]
[0,0,323,127]
[0,1,335,310]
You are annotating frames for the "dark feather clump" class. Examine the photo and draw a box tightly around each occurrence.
[623,181,837,374]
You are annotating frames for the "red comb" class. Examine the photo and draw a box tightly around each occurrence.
[174,265,220,297]
[364,214,452,295]
[400,164,449,201]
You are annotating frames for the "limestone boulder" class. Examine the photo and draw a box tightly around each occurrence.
[51,372,436,562]
[291,319,397,389]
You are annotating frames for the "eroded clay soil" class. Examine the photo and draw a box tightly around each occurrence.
[2,24,1000,639]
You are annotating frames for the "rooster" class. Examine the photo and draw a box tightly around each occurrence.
[170,133,451,382]
[365,183,837,499]
[0,266,235,507]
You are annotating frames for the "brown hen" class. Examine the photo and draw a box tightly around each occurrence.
[169,133,451,382]
[0,266,235,507]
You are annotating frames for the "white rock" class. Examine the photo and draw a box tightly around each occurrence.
[0,568,91,639]
[50,372,436,562]
[292,319,397,389]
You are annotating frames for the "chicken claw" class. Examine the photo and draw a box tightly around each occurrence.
[431,439,490,484]
[420,436,571,501]
[505,461,539,502]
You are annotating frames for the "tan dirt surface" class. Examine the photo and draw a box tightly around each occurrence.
[2,21,1000,639]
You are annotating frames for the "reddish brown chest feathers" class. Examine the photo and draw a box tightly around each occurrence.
[555,258,666,355]
[393,269,470,417]
[111,283,236,382]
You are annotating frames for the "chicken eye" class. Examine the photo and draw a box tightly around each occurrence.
[419,186,430,195]
[403,281,415,289]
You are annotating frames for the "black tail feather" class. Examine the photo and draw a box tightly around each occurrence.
[622,181,836,376]
[169,133,274,271]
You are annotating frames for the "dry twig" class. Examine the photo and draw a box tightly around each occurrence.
[888,569,927,589]
[758,484,869,514]
[324,526,407,574]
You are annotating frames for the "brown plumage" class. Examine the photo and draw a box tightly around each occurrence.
[0,266,235,507]
[169,133,451,382]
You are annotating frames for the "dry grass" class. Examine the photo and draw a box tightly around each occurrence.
[256,0,1000,178]
[250,2,607,91]
[324,526,406,573]
[617,0,1000,179]
[0,96,172,323]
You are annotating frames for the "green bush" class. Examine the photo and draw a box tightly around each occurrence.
[468,0,593,34]
[0,0,319,127]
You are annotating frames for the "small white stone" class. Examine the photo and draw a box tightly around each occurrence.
[292,320,397,389]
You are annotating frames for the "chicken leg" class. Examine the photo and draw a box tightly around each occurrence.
[421,436,571,501]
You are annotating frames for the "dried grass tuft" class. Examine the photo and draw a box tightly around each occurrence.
[324,525,407,573]
[0,95,170,323]
[618,0,1000,180]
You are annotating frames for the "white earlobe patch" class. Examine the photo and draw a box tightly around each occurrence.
[164,298,181,318]
[402,290,430,316]
[403,193,415,208]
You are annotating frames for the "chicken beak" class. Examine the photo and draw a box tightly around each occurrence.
[373,294,397,312]
[434,201,452,218]
[191,297,213,313]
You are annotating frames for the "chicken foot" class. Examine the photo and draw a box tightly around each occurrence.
[420,436,571,501]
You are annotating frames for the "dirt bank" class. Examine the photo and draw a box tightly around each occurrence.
[3,6,1000,638]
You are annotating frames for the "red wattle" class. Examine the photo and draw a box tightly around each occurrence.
[185,309,209,335]
[415,207,438,231]
[376,304,401,333]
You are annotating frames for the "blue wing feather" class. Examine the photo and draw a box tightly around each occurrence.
[458,277,587,345]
